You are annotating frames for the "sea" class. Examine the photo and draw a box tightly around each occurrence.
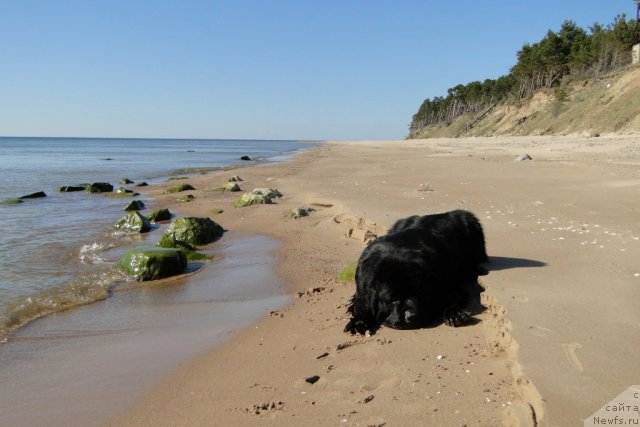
[0,137,316,426]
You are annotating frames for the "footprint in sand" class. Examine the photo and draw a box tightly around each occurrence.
[561,342,584,372]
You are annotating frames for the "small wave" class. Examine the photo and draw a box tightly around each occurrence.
[78,241,121,264]
[0,269,130,342]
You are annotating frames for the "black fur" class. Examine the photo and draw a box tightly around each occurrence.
[344,210,488,335]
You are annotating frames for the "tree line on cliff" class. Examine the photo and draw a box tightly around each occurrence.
[410,15,639,132]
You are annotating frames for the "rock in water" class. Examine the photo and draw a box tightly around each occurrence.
[85,182,114,193]
[135,182,149,187]
[19,191,47,199]
[116,187,134,194]
[148,208,172,222]
[124,200,146,211]
[158,217,224,247]
[240,155,252,161]
[117,247,187,281]
[119,178,134,184]
[58,185,86,192]
[114,212,152,233]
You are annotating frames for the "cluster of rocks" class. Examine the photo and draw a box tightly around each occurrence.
[234,188,283,207]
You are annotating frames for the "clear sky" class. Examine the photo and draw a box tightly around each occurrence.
[0,1,636,140]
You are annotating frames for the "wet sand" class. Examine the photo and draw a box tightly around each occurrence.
[0,232,288,427]
[108,134,640,426]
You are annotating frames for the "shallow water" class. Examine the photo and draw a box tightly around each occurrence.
[0,137,313,339]
[0,232,289,427]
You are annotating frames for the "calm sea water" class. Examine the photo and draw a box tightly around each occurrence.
[0,137,315,341]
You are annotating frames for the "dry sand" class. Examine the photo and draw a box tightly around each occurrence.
[109,135,640,426]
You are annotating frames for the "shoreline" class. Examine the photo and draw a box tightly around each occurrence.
[111,135,640,426]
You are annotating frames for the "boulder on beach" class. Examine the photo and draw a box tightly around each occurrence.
[19,191,47,199]
[116,247,187,281]
[157,217,224,248]
[223,182,241,192]
[148,208,172,222]
[119,178,134,184]
[233,192,272,207]
[124,200,146,211]
[286,207,315,219]
[114,211,152,233]
[58,185,86,192]
[228,175,243,182]
[177,194,195,202]
[85,182,114,193]
[252,188,283,199]
[1,198,24,205]
[163,183,195,194]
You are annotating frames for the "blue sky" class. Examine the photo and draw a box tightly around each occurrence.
[0,1,636,140]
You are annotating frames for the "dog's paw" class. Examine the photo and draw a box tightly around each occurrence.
[443,307,471,327]
[344,319,369,335]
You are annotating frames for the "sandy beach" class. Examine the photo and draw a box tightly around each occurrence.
[109,135,640,426]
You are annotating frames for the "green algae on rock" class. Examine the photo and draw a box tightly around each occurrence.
[117,247,187,281]
[114,211,152,233]
[233,192,272,207]
[119,178,134,184]
[1,198,24,206]
[286,207,315,219]
[223,182,242,192]
[163,183,195,194]
[158,217,224,247]
[148,208,172,222]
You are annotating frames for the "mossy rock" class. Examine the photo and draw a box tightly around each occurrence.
[114,212,152,233]
[86,182,114,193]
[58,185,86,192]
[148,208,172,222]
[119,178,134,184]
[19,191,47,199]
[1,198,24,206]
[164,183,195,194]
[177,194,195,202]
[234,192,272,207]
[116,247,187,281]
[135,182,149,187]
[223,182,241,192]
[116,187,134,194]
[252,188,283,199]
[286,207,315,219]
[167,176,188,181]
[158,217,224,247]
[228,175,243,182]
[337,260,358,283]
[124,200,146,211]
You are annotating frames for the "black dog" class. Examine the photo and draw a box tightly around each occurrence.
[344,210,488,335]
